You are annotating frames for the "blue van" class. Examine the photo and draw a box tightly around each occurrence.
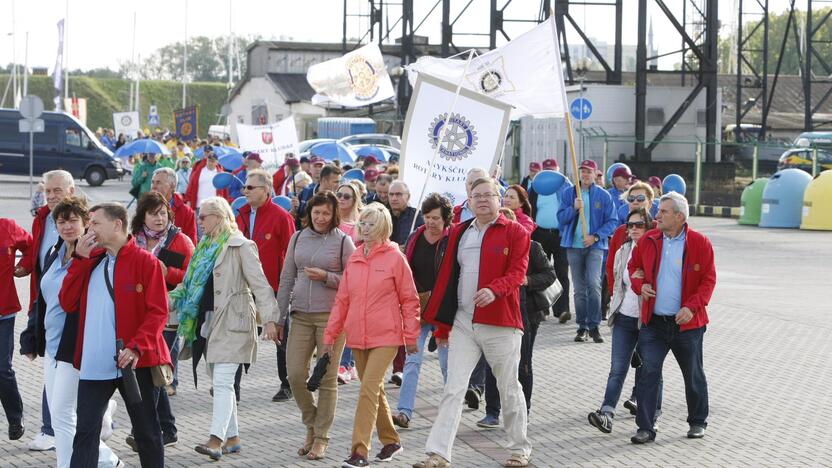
[0,109,123,186]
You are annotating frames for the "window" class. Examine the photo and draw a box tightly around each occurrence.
[647,108,665,126]
[0,120,20,142]
[65,127,82,147]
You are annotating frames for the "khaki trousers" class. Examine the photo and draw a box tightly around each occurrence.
[286,312,346,442]
[351,346,400,457]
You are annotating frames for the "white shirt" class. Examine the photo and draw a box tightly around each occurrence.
[197,167,218,207]
[456,217,497,322]
[619,247,641,318]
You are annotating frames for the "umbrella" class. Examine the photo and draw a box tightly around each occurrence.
[231,196,248,216]
[113,139,170,158]
[218,153,244,172]
[272,196,292,212]
[193,145,241,159]
[354,146,390,162]
[342,168,364,182]
[309,142,357,163]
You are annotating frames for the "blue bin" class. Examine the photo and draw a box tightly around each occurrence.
[759,169,813,228]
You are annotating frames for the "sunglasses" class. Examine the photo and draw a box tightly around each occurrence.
[243,185,265,191]
[627,221,647,229]
[627,194,647,203]
[336,192,353,200]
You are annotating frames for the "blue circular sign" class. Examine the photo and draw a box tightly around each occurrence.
[570,97,592,121]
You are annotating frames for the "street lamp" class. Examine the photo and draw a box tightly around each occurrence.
[575,57,592,163]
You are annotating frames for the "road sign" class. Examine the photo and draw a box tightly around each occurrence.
[19,119,44,133]
[570,97,592,121]
[19,96,44,120]
[148,114,160,125]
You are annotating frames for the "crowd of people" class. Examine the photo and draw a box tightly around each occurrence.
[0,141,717,468]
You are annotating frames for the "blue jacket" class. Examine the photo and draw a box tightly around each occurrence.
[557,183,618,250]
[608,186,627,213]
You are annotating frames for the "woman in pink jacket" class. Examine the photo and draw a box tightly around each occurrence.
[503,184,536,235]
[324,202,421,468]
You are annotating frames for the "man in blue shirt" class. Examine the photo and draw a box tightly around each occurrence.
[557,160,618,343]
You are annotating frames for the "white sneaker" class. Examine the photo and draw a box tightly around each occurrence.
[101,400,118,442]
[28,432,55,451]
[349,366,359,381]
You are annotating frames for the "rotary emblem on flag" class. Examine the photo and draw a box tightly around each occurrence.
[345,55,380,101]
[428,113,478,161]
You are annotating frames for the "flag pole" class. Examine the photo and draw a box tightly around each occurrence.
[408,49,477,236]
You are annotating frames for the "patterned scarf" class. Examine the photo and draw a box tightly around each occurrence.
[135,223,171,256]
[170,230,230,344]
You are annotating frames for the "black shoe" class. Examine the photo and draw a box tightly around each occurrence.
[559,310,572,324]
[427,336,438,352]
[630,430,656,444]
[163,432,178,447]
[125,434,138,453]
[464,387,481,410]
[342,452,370,467]
[8,422,24,441]
[623,399,638,416]
[687,425,706,439]
[588,327,604,343]
[374,442,403,462]
[390,372,403,386]
[587,410,613,434]
[574,329,588,342]
[272,386,293,402]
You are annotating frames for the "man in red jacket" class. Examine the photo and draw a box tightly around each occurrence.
[61,203,171,467]
[416,178,532,468]
[151,167,197,244]
[628,192,716,444]
[236,169,296,402]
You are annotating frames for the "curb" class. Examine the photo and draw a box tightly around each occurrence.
[696,205,741,218]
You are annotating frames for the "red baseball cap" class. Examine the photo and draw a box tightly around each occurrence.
[245,152,263,163]
[285,158,300,168]
[363,156,379,166]
[648,176,662,188]
[364,168,380,181]
[528,162,542,171]
[542,159,559,170]
[579,159,598,171]
[310,156,325,166]
[612,166,633,179]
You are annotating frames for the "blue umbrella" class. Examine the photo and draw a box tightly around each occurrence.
[272,196,292,212]
[231,196,248,216]
[113,139,170,158]
[193,145,241,159]
[310,142,357,162]
[218,153,245,172]
[342,168,364,182]
[354,146,390,162]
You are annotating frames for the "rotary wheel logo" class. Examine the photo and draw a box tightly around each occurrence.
[428,113,478,161]
[180,123,193,136]
[120,115,132,126]
[345,55,380,101]
[479,69,502,94]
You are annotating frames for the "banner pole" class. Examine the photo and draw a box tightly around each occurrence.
[408,49,477,236]
[565,111,589,234]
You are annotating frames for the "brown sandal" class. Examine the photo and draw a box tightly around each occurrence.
[306,438,328,460]
[297,430,314,456]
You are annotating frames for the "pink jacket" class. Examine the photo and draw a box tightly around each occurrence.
[514,209,537,235]
[324,241,421,350]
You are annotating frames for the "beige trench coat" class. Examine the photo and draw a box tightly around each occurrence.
[204,231,279,364]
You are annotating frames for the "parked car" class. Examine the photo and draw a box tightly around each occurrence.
[0,109,123,186]
[338,133,401,149]
[777,148,832,173]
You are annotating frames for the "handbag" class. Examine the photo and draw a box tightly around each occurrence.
[151,363,174,387]
[533,278,563,311]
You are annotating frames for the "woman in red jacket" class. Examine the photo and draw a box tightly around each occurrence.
[503,185,536,235]
[323,203,421,468]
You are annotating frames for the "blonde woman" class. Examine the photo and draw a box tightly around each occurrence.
[336,182,363,244]
[324,203,421,468]
[169,197,281,461]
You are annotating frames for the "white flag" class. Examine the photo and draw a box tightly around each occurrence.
[53,19,65,111]
[400,74,513,208]
[406,16,567,118]
[234,117,299,170]
[307,43,395,107]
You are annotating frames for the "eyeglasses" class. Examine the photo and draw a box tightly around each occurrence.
[243,185,265,191]
[471,193,498,200]
[627,221,647,229]
[336,192,353,200]
[627,195,647,203]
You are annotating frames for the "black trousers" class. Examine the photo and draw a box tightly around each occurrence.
[484,316,539,417]
[71,369,163,468]
[531,227,570,315]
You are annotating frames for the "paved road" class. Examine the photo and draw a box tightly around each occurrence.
[1,176,830,467]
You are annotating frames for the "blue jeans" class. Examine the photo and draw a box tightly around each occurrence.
[397,324,448,419]
[636,316,708,435]
[0,317,23,426]
[340,347,355,368]
[566,248,604,331]
[600,315,663,416]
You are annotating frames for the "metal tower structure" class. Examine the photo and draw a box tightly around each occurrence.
[554,0,623,85]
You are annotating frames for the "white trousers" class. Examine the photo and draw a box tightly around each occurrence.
[43,354,119,468]
[424,314,532,462]
[209,363,239,440]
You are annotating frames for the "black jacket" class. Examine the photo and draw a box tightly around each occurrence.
[31,238,80,363]
[524,240,557,325]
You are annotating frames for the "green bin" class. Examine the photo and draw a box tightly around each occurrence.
[738,178,768,225]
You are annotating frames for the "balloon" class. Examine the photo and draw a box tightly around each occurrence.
[342,168,365,182]
[662,174,687,196]
[231,196,248,216]
[272,195,292,212]
[606,162,631,185]
[212,172,234,189]
[531,170,568,196]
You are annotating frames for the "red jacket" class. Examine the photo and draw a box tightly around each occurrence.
[0,219,33,315]
[451,201,471,223]
[170,193,197,244]
[161,230,194,289]
[514,209,537,235]
[59,238,171,369]
[628,225,716,331]
[184,159,229,208]
[424,215,530,338]
[17,205,50,313]
[236,200,296,292]
[272,164,288,195]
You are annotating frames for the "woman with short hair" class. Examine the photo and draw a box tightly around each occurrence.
[324,203,421,468]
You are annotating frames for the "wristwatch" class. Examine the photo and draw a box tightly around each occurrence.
[593,234,600,243]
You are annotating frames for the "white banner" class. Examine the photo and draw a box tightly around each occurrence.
[406,16,568,118]
[307,43,395,107]
[113,111,140,140]
[53,19,65,111]
[400,74,513,208]
[234,116,299,170]
[64,97,87,126]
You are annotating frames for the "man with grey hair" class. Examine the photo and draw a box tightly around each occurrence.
[628,191,716,444]
[452,167,488,223]
[151,168,197,244]
[388,181,424,247]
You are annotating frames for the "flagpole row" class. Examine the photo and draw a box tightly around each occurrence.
[408,49,477,237]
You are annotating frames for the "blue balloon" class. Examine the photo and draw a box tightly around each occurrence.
[663,174,687,196]
[531,170,568,196]
[606,162,631,186]
[342,168,364,182]
[231,196,248,216]
[272,195,292,212]
[212,172,234,189]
